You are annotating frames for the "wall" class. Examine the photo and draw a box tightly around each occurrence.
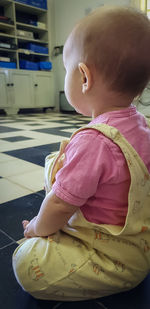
[48,0,140,110]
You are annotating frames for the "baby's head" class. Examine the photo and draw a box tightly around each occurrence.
[63,7,150,116]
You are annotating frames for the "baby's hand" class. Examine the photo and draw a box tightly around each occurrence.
[22,216,37,238]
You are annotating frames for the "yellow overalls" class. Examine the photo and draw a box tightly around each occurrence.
[12,123,150,301]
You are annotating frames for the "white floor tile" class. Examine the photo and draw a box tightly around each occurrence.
[0,141,29,152]
[0,131,26,139]
[9,168,44,192]
[0,153,19,163]
[0,178,32,203]
[20,131,65,141]
[0,119,16,123]
[0,158,41,177]
[0,140,13,150]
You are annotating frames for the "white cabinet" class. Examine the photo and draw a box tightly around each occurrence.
[11,70,34,109]
[0,71,8,108]
[0,70,19,115]
[0,69,54,115]
[33,72,54,108]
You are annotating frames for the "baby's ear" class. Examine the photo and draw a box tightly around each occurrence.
[78,63,92,94]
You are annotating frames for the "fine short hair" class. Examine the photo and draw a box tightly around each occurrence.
[73,7,150,97]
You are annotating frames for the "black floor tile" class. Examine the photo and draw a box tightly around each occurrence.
[0,229,15,248]
[0,126,23,133]
[44,120,72,124]
[0,243,21,309]
[4,142,60,167]
[0,243,59,309]
[36,190,45,198]
[32,127,73,138]
[1,136,33,142]
[13,119,37,122]
[0,191,44,240]
[50,300,107,308]
[27,123,45,126]
[44,120,85,125]
[0,119,36,123]
[98,275,150,309]
[63,125,82,130]
[58,113,77,117]
[31,123,88,138]
[18,113,43,117]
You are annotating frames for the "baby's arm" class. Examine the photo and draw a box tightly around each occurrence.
[23,191,77,238]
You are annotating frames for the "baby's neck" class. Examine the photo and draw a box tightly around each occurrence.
[92,104,131,119]
[91,86,133,119]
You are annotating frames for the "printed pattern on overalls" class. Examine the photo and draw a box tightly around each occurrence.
[12,120,150,301]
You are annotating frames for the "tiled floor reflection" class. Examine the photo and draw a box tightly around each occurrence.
[0,111,149,309]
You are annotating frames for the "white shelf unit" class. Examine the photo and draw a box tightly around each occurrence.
[0,0,50,69]
[0,1,55,115]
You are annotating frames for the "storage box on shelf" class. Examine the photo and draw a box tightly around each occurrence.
[25,42,48,54]
[19,59,38,70]
[15,0,47,10]
[39,61,52,71]
[15,0,29,5]
[0,61,16,68]
[29,0,47,10]
[19,58,52,71]
[16,29,34,39]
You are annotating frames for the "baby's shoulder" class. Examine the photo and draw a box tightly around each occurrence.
[72,126,104,139]
[72,126,112,145]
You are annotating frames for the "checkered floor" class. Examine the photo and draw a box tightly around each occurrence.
[0,111,149,309]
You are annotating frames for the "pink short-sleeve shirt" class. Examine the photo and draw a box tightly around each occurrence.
[52,105,150,226]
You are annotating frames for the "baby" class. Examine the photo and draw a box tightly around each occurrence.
[13,6,150,301]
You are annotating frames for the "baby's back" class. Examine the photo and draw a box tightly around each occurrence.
[80,105,150,226]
